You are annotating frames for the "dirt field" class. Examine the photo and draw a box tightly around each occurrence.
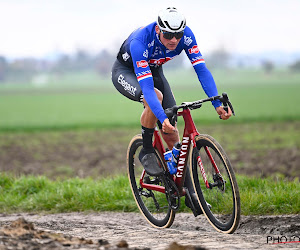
[0,212,299,249]
[0,122,299,180]
[0,123,299,249]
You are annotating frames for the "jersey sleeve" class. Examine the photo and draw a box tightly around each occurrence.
[130,39,168,124]
[183,27,222,108]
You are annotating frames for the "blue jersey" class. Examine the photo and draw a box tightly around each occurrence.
[117,22,222,124]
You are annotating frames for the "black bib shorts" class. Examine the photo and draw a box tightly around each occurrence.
[111,59,176,127]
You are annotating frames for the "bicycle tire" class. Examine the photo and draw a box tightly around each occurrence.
[127,134,175,228]
[190,134,240,233]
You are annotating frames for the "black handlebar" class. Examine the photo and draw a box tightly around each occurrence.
[218,92,235,119]
[165,92,235,126]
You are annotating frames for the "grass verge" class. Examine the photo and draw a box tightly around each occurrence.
[0,173,299,215]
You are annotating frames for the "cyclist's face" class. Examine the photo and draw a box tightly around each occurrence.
[155,26,181,51]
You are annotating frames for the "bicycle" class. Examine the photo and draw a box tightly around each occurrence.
[127,93,240,233]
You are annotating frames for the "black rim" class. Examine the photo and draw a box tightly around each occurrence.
[128,138,173,227]
[192,139,238,231]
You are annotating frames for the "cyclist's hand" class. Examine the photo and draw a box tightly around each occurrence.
[216,106,232,120]
[162,118,176,133]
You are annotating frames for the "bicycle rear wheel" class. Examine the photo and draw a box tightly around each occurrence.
[190,134,240,233]
[127,134,175,228]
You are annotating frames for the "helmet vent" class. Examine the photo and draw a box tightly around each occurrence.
[157,7,186,33]
[158,16,166,29]
[165,21,184,31]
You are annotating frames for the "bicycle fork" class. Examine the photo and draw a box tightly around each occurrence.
[197,146,225,190]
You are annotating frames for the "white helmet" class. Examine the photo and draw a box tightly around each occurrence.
[157,7,186,33]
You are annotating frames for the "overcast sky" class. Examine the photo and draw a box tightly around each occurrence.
[0,0,299,58]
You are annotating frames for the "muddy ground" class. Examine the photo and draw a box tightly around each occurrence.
[0,212,299,249]
[0,123,299,180]
[0,123,299,249]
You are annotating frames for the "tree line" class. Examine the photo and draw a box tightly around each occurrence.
[0,48,299,83]
[0,49,117,83]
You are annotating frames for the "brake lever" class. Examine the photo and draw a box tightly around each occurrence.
[218,92,236,119]
[165,106,178,126]
[170,115,177,126]
[228,101,235,116]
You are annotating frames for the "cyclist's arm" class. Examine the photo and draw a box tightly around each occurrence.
[130,39,168,124]
[183,27,222,108]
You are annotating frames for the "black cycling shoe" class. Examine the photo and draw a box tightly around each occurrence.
[185,192,203,215]
[185,193,212,215]
[139,148,164,176]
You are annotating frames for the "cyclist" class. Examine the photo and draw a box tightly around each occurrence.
[111,7,231,176]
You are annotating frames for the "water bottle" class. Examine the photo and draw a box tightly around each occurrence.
[164,142,181,175]
[172,142,181,166]
[164,150,177,174]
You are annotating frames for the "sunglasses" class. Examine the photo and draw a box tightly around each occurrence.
[160,30,184,40]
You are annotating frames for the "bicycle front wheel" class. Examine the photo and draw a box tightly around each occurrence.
[190,134,240,233]
[127,134,175,228]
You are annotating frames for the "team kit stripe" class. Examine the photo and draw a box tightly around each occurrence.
[192,58,205,66]
[137,73,152,81]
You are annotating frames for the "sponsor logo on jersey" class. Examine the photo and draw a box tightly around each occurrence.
[136,70,151,78]
[148,56,175,66]
[143,50,148,58]
[188,45,200,54]
[153,46,160,56]
[149,58,167,65]
[136,70,152,81]
[122,52,130,61]
[184,36,193,46]
[118,74,137,96]
[191,56,205,66]
[148,40,154,48]
[136,60,149,68]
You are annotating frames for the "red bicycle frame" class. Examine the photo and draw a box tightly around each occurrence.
[139,108,221,195]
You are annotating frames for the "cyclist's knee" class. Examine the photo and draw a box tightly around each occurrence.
[142,88,163,108]
[154,88,163,103]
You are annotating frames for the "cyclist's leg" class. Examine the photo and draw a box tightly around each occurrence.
[152,66,180,150]
[139,88,166,176]
[112,60,163,176]
[139,88,165,176]
[111,60,143,102]
[140,88,163,129]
